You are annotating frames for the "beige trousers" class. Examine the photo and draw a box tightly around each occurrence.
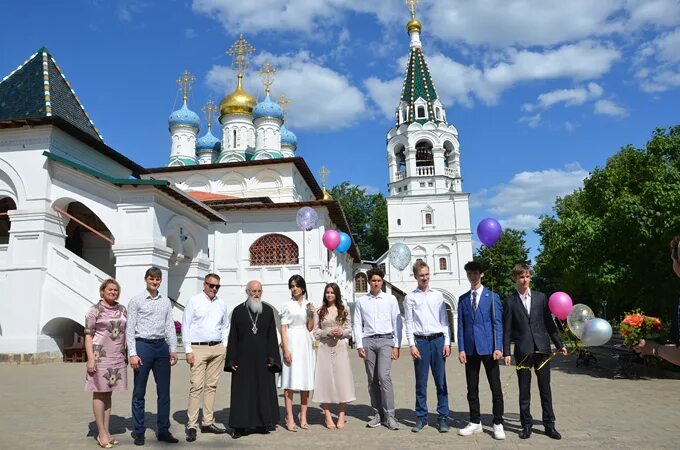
[187,344,226,428]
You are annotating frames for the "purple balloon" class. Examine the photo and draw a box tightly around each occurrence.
[477,218,503,247]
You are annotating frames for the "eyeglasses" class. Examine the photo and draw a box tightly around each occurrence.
[205,283,221,290]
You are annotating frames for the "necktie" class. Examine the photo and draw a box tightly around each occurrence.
[472,291,477,312]
[523,294,529,313]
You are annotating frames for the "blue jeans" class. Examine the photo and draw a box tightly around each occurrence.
[413,335,449,420]
[132,340,171,436]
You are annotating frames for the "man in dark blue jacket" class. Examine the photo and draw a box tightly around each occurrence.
[457,261,504,440]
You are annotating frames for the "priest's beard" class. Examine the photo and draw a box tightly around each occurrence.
[247,297,263,314]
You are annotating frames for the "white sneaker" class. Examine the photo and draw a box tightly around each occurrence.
[493,424,506,440]
[458,422,483,436]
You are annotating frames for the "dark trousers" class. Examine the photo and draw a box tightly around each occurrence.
[516,352,555,427]
[465,353,504,425]
[132,340,171,436]
[413,335,449,420]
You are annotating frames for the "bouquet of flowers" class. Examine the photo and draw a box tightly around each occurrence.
[619,309,662,347]
[174,320,182,335]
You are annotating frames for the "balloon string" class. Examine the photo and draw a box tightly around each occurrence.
[501,354,532,399]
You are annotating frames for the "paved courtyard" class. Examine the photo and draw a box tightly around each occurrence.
[1,352,678,449]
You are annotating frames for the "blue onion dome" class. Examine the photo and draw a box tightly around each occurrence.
[196,129,221,152]
[252,95,284,120]
[168,102,200,129]
[280,125,297,147]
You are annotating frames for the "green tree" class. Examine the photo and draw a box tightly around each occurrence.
[474,228,530,299]
[330,181,388,260]
[534,125,680,320]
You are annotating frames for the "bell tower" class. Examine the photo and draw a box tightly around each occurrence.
[384,0,473,312]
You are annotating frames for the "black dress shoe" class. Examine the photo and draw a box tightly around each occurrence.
[186,428,197,442]
[231,428,245,439]
[545,425,562,440]
[255,426,270,435]
[133,435,145,446]
[157,431,179,443]
[519,426,532,439]
[201,423,228,434]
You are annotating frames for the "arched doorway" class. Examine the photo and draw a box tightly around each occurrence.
[41,317,84,354]
[166,232,194,306]
[444,302,456,343]
[59,201,115,276]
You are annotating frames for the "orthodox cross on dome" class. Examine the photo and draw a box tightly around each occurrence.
[276,94,291,114]
[202,100,217,132]
[176,69,196,103]
[258,62,277,96]
[318,166,333,200]
[406,0,420,19]
[227,34,255,76]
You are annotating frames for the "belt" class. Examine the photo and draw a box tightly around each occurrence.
[367,333,394,339]
[414,333,444,341]
[136,338,165,344]
[191,341,222,346]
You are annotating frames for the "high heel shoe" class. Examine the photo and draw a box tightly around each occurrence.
[297,413,309,429]
[324,416,337,429]
[284,420,299,432]
[106,437,119,445]
[96,437,113,449]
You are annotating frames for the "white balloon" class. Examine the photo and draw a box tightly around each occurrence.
[389,243,411,271]
[581,318,613,347]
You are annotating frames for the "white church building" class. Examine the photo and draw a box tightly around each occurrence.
[0,39,357,362]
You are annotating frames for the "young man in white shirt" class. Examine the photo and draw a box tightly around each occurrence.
[353,268,401,430]
[182,273,230,442]
[404,260,451,433]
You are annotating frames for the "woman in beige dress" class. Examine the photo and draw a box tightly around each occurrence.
[312,283,355,429]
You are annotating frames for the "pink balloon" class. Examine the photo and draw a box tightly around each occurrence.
[322,230,341,251]
[548,291,574,320]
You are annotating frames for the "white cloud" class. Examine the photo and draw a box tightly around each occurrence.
[625,0,680,28]
[191,0,400,35]
[523,82,603,111]
[358,185,381,195]
[185,28,196,39]
[499,214,542,231]
[564,121,578,132]
[634,27,680,92]
[472,164,589,230]
[117,0,148,23]
[205,51,366,130]
[426,0,624,47]
[518,113,541,128]
[594,99,628,117]
[365,41,620,118]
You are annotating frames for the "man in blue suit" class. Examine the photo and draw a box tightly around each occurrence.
[457,261,505,440]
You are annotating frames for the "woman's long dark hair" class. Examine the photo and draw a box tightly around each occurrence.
[288,274,307,298]
[318,283,348,324]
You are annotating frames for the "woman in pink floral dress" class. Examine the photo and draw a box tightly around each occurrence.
[84,279,127,448]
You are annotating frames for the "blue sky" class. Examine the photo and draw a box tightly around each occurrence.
[2,0,680,257]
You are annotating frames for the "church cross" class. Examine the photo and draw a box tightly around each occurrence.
[276,94,291,114]
[318,166,330,188]
[176,69,196,103]
[227,34,255,76]
[202,100,217,131]
[406,0,420,19]
[258,62,277,96]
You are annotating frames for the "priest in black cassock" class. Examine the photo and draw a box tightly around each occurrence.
[224,280,282,439]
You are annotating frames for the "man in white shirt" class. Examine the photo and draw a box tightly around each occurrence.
[404,260,451,433]
[353,268,401,430]
[183,273,230,442]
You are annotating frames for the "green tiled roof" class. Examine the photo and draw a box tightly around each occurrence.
[399,47,442,125]
[0,47,103,141]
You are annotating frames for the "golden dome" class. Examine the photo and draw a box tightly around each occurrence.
[219,74,256,117]
[406,18,421,33]
[322,187,333,200]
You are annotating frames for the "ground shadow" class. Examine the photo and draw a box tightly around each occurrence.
[87,412,160,440]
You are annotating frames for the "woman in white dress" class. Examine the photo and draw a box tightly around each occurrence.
[280,275,315,431]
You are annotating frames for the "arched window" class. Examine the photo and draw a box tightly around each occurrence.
[417,106,426,119]
[394,144,406,172]
[0,197,17,245]
[354,273,368,292]
[425,213,432,225]
[439,257,447,271]
[233,129,237,148]
[250,233,299,266]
